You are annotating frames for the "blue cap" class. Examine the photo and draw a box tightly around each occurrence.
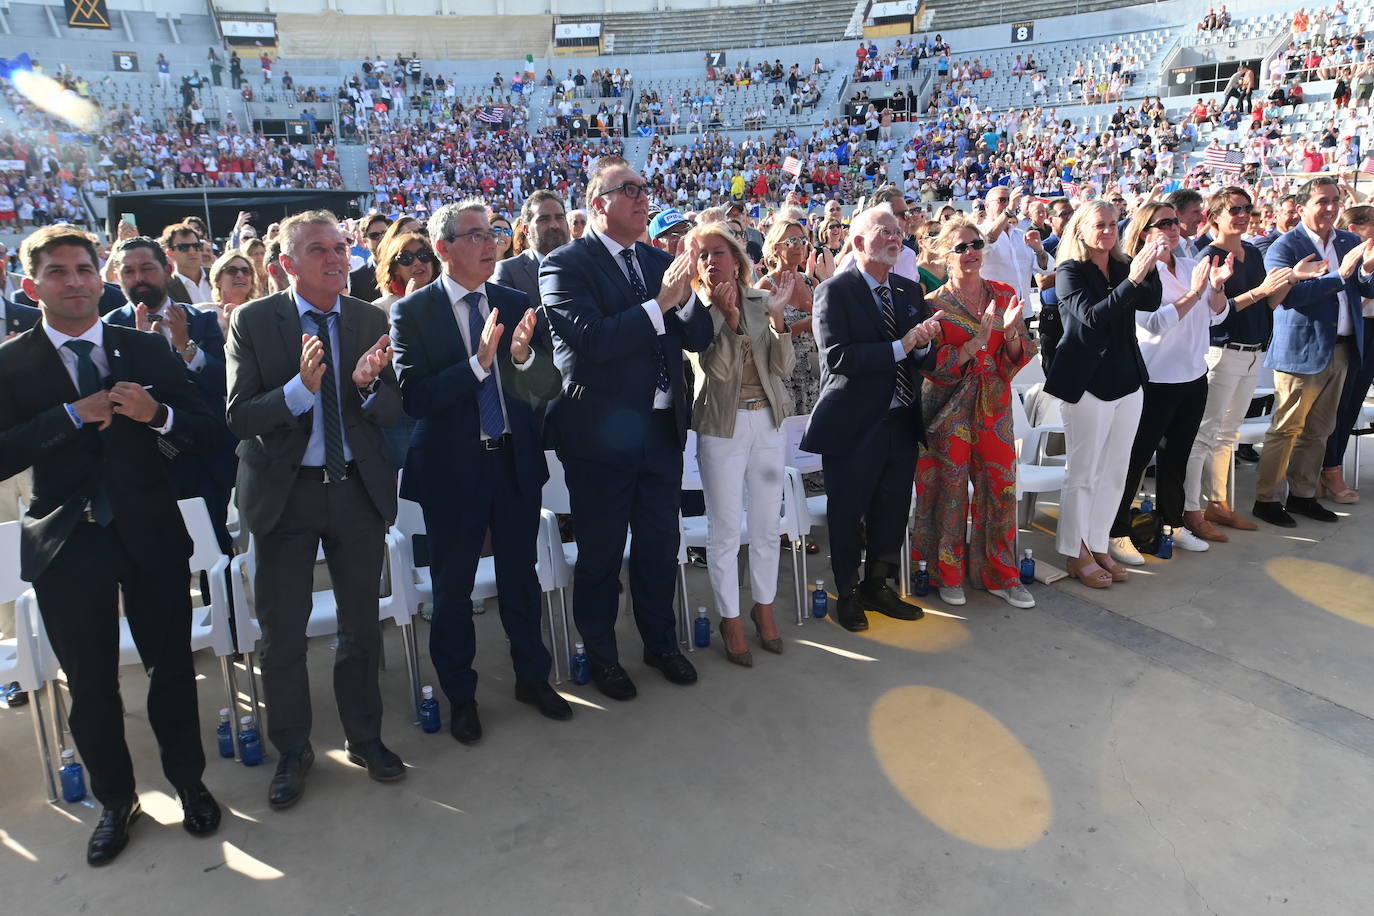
[649,209,689,239]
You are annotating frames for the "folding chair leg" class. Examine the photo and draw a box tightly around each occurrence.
[30,688,59,803]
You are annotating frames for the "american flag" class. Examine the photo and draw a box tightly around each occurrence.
[781,155,802,177]
[1203,145,1244,173]
[477,106,507,124]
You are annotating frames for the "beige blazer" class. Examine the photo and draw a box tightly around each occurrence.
[689,283,795,438]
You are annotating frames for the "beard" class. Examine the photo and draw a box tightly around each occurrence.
[127,282,165,308]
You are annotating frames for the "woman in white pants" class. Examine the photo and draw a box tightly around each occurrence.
[1184,186,1294,537]
[1043,200,1164,587]
[688,222,796,666]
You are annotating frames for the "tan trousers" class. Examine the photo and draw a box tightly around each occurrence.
[1255,343,1350,502]
[0,471,29,638]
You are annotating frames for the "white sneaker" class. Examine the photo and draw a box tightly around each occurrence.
[1172,528,1211,552]
[1108,536,1145,566]
[938,586,966,606]
[988,584,1036,609]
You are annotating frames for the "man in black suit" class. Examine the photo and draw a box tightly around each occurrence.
[392,201,568,744]
[226,210,404,809]
[800,207,943,632]
[103,237,236,554]
[539,156,714,700]
[0,226,226,866]
[493,189,570,306]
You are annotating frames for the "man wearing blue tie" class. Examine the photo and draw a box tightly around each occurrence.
[391,201,569,743]
[539,157,714,700]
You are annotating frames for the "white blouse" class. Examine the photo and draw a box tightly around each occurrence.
[1134,256,1230,384]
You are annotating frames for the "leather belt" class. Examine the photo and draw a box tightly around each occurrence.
[1221,341,1265,352]
[298,460,357,482]
[480,433,512,451]
[738,398,770,411]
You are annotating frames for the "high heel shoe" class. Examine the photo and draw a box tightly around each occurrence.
[1090,553,1131,583]
[1066,555,1113,588]
[749,604,784,655]
[718,620,754,667]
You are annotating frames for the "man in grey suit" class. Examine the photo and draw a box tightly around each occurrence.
[225,210,404,810]
[492,189,570,304]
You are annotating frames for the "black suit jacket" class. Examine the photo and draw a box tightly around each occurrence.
[538,231,714,462]
[0,320,226,580]
[801,265,933,455]
[2,296,40,335]
[390,278,561,502]
[1043,257,1161,404]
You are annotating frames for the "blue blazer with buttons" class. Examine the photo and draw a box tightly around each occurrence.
[1264,225,1374,375]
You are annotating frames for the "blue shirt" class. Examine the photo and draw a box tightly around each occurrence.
[283,293,355,466]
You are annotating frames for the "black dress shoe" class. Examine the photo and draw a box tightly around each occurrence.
[268,744,314,810]
[590,661,638,701]
[86,800,141,867]
[1236,444,1261,463]
[514,681,573,721]
[176,782,221,836]
[1286,495,1339,522]
[832,588,868,632]
[344,740,406,782]
[450,700,483,744]
[1252,500,1297,528]
[643,650,698,685]
[860,579,924,621]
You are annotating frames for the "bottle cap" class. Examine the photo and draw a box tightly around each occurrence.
[219,707,231,718]
[240,714,255,727]
[61,748,75,761]
[421,685,433,699]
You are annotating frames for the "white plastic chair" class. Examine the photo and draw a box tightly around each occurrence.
[0,521,63,801]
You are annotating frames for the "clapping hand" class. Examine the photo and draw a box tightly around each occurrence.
[508,308,538,365]
[475,309,504,371]
[300,333,326,393]
[1291,253,1329,281]
[352,333,393,387]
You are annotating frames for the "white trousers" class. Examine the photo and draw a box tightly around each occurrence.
[697,409,785,619]
[1057,388,1144,556]
[1185,346,1262,510]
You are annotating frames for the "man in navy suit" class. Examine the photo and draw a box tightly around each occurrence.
[1256,176,1374,527]
[800,207,943,632]
[103,237,236,554]
[538,157,713,701]
[391,201,569,742]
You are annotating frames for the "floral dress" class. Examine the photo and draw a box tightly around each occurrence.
[912,281,1035,590]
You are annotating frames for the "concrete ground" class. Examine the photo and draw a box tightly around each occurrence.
[2,447,1373,916]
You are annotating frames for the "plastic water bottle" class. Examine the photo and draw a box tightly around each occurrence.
[216,708,235,758]
[418,685,441,733]
[570,642,590,685]
[811,580,829,618]
[1141,496,1154,513]
[693,607,711,648]
[1156,526,1174,559]
[59,748,86,803]
[238,715,264,766]
[914,560,931,597]
[1020,549,1036,585]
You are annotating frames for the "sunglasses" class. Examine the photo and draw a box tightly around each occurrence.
[394,248,437,266]
[1147,217,1181,230]
[951,238,987,254]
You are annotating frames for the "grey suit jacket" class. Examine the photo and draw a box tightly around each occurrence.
[492,250,541,309]
[225,289,401,534]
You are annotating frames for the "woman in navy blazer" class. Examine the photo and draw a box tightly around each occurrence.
[1044,200,1164,588]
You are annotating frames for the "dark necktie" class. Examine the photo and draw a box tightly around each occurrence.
[463,292,506,439]
[876,285,915,408]
[620,248,671,393]
[306,310,348,481]
[62,339,113,525]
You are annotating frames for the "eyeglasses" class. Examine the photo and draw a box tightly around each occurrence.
[450,229,501,245]
[220,265,254,278]
[394,248,438,266]
[601,181,650,199]
[1227,203,1255,216]
[1147,217,1181,230]
[951,238,987,254]
[170,242,200,252]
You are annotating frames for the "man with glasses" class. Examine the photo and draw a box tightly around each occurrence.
[160,222,214,305]
[391,200,568,744]
[349,211,390,303]
[800,208,943,631]
[539,157,714,701]
[494,190,572,308]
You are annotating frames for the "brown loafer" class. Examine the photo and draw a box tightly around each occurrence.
[1205,502,1257,531]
